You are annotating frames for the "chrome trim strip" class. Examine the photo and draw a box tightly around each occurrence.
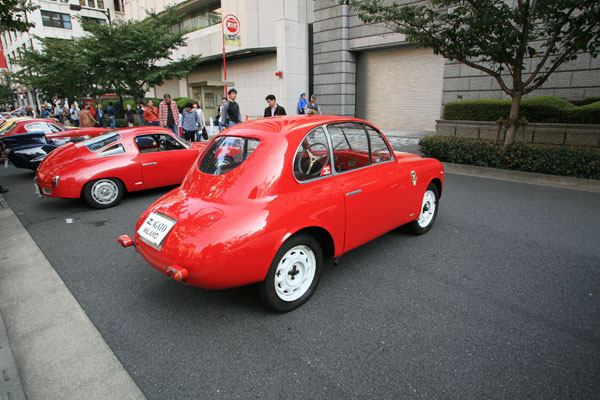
[346,189,362,197]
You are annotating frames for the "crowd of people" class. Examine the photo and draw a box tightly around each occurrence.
[2,89,320,142]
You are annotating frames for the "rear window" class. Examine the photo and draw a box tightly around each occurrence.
[198,136,260,175]
[83,131,121,152]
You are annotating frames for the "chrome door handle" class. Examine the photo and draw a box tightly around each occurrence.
[346,189,362,197]
[142,162,157,166]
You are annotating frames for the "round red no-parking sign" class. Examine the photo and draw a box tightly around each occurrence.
[223,14,240,36]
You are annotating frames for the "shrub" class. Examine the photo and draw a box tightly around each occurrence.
[569,97,600,107]
[443,96,600,124]
[115,118,129,128]
[419,136,600,179]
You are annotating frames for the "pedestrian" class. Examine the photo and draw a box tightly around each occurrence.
[106,102,116,129]
[215,97,226,132]
[137,103,145,125]
[298,92,307,114]
[192,101,207,140]
[70,102,79,127]
[125,103,135,127]
[78,105,95,127]
[143,100,160,126]
[41,106,50,119]
[89,103,96,120]
[159,94,179,136]
[95,103,106,127]
[263,94,287,117]
[25,106,34,117]
[181,102,201,142]
[306,95,320,115]
[62,104,70,124]
[55,103,64,123]
[221,88,242,129]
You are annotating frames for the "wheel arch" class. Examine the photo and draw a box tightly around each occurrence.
[288,226,336,262]
[430,177,443,198]
[80,176,128,198]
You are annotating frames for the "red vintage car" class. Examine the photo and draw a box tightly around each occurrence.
[0,118,108,143]
[36,126,207,208]
[118,116,445,311]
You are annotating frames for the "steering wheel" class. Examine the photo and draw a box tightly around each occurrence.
[297,142,330,176]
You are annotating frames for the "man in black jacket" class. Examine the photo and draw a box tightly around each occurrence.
[263,94,287,117]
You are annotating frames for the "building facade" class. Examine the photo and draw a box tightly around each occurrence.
[1,0,119,109]
[126,0,314,122]
[312,0,600,131]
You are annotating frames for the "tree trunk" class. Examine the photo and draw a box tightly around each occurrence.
[504,92,523,147]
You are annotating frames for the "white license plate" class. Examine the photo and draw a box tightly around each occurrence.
[137,212,177,248]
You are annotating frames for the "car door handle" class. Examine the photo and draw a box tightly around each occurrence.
[346,189,362,197]
[142,162,157,166]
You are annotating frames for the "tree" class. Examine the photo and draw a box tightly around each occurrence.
[11,37,101,104]
[0,83,14,105]
[0,0,39,33]
[77,8,201,105]
[342,0,600,146]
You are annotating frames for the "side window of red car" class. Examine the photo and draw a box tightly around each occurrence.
[293,127,332,181]
[365,126,392,163]
[327,123,370,173]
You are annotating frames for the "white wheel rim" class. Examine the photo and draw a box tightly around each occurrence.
[91,180,118,205]
[274,245,316,302]
[417,190,436,228]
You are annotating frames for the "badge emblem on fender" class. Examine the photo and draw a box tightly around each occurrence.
[411,171,417,186]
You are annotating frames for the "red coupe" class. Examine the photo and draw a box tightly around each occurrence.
[36,126,207,208]
[0,118,108,143]
[118,116,445,311]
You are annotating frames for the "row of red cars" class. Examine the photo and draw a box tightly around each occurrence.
[3,115,445,311]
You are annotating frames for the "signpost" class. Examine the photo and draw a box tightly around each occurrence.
[222,14,241,97]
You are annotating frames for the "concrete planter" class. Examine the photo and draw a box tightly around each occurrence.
[436,120,600,148]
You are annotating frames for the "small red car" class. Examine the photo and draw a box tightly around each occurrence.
[36,126,207,208]
[119,116,445,311]
[0,118,108,143]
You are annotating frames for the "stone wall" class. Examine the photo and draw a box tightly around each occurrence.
[436,120,600,148]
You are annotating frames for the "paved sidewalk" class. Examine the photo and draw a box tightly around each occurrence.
[0,194,146,400]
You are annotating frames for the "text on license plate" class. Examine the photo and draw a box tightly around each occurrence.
[137,212,177,247]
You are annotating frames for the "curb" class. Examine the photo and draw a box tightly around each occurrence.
[443,162,600,193]
[0,194,147,400]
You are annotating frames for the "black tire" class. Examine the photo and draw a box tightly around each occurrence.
[82,178,125,209]
[258,234,323,312]
[407,182,439,235]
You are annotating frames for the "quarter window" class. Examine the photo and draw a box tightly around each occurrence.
[99,143,125,157]
[84,132,121,152]
[365,126,392,163]
[293,127,332,181]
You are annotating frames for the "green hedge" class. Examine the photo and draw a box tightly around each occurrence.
[443,96,600,124]
[419,136,600,179]
[175,97,194,111]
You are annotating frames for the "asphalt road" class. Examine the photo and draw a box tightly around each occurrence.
[1,151,599,399]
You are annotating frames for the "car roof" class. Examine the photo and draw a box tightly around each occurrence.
[219,115,379,143]
[114,126,175,137]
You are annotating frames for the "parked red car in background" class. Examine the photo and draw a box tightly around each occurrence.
[36,126,207,208]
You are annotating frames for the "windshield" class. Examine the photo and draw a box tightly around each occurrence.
[81,131,121,152]
[198,136,260,175]
[0,122,16,135]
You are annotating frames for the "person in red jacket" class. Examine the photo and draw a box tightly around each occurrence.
[143,100,160,126]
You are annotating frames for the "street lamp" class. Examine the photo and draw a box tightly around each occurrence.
[69,2,111,24]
